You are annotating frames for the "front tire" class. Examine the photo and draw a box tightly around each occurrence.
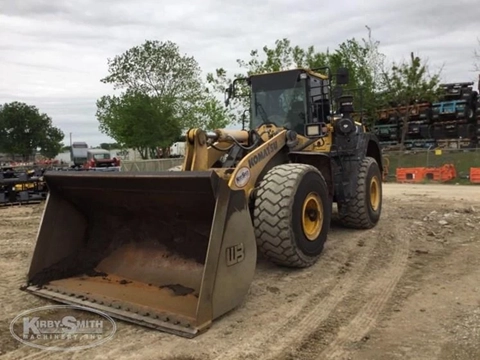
[253,163,332,268]
[338,157,382,229]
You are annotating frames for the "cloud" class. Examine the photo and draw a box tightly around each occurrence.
[1,0,479,146]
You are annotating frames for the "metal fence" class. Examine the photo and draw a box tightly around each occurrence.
[383,147,480,181]
[119,152,480,183]
[120,158,184,172]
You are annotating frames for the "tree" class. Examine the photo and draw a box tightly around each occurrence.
[96,90,182,159]
[99,40,231,132]
[328,26,387,124]
[206,39,331,126]
[196,94,235,130]
[38,126,64,159]
[0,102,64,161]
[381,52,442,148]
[99,142,121,150]
[206,28,387,126]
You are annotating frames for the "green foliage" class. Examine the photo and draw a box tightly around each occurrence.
[206,38,332,125]
[100,40,201,128]
[97,40,232,157]
[0,101,64,161]
[39,126,64,159]
[96,90,182,159]
[329,27,387,124]
[196,95,234,130]
[381,52,442,146]
[207,27,387,127]
[381,52,442,105]
[99,142,121,150]
[95,35,446,151]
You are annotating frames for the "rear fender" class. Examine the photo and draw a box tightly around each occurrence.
[287,152,334,199]
[363,134,383,170]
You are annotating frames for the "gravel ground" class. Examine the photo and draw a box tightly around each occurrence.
[1,183,479,360]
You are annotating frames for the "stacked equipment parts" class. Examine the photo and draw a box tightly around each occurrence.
[0,167,48,206]
[373,81,479,150]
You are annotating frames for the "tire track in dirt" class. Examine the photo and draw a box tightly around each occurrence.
[319,225,410,359]
[212,225,382,360]
[259,223,406,360]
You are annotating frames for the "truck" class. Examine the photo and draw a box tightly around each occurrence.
[83,149,121,171]
[169,142,185,157]
[70,142,88,168]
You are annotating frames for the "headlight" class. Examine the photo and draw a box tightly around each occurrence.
[306,124,321,136]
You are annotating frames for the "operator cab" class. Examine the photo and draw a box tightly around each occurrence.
[244,67,350,137]
[247,69,333,136]
[225,67,354,141]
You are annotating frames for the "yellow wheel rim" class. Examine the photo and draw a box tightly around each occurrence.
[370,176,380,211]
[302,192,323,241]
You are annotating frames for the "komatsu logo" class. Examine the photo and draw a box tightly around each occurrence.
[248,141,279,168]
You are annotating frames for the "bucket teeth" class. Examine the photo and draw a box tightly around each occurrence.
[33,285,195,328]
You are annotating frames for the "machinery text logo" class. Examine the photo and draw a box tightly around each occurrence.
[248,141,278,168]
[10,305,116,351]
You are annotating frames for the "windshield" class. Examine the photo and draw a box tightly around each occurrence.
[93,154,110,160]
[250,71,306,133]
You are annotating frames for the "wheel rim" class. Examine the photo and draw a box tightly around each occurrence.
[302,192,323,241]
[369,176,380,211]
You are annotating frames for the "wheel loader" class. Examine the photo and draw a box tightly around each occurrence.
[23,66,383,338]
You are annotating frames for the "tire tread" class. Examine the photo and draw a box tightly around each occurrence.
[253,163,327,268]
[339,157,380,229]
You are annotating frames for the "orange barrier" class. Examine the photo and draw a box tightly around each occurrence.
[396,164,457,183]
[423,164,457,182]
[470,168,480,184]
[396,167,426,183]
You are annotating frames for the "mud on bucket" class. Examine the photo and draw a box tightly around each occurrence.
[24,170,257,337]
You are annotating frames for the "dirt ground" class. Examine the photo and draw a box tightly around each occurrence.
[1,183,480,360]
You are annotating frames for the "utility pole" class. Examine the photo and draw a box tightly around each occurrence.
[69,132,72,147]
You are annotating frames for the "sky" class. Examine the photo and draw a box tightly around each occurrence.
[1,0,480,147]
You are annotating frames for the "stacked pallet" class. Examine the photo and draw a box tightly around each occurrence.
[373,102,435,150]
[433,82,478,149]
[373,81,479,150]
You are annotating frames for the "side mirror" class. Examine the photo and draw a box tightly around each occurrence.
[336,67,349,85]
[224,84,234,107]
[241,109,250,130]
[224,84,232,106]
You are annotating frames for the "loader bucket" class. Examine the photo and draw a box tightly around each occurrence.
[24,170,257,338]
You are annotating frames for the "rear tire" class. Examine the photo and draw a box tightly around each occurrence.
[338,157,382,229]
[253,163,331,268]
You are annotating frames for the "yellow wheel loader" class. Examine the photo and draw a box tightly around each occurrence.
[23,67,383,338]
